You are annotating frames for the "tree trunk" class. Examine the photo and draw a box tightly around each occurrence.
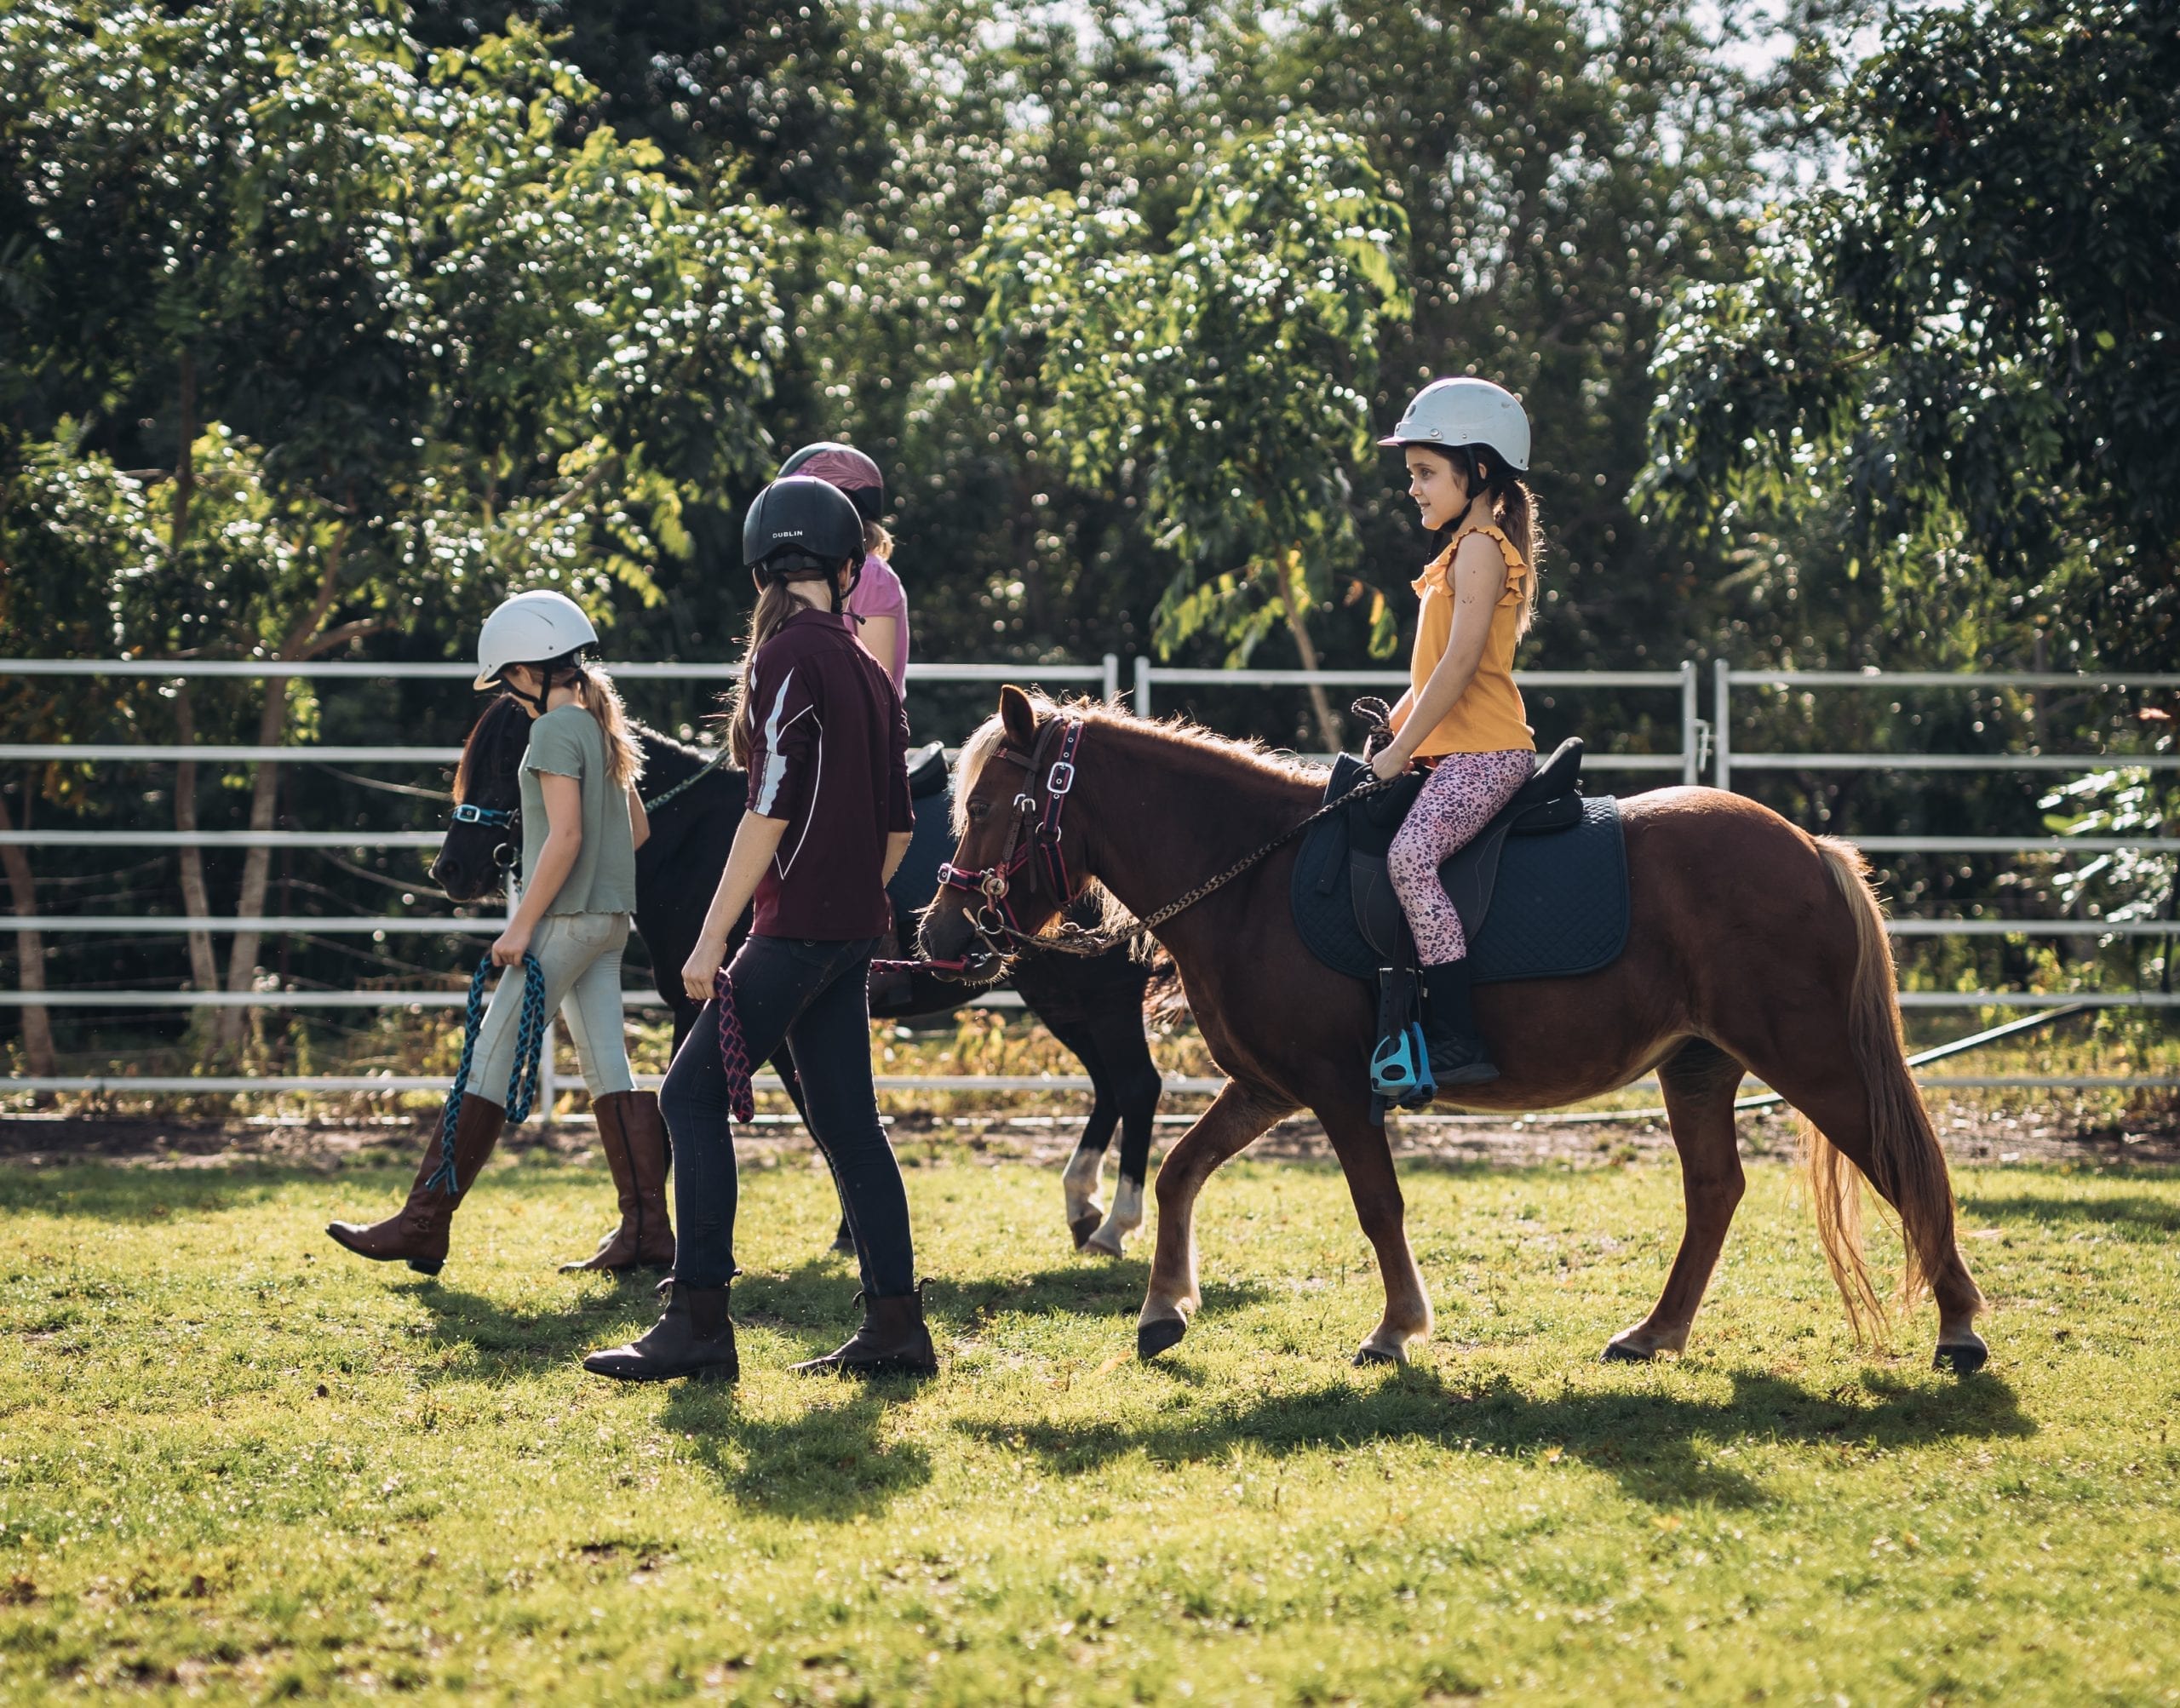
[217,673,290,1051]
[0,788,57,1079]
[171,685,223,1046]
[216,523,352,1050]
[1275,547,1344,753]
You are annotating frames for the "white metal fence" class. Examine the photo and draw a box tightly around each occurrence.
[4,658,2177,1101]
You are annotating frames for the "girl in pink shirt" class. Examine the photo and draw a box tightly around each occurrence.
[778,441,910,694]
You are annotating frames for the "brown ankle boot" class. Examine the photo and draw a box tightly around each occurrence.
[327,1094,507,1276]
[792,1281,938,1378]
[582,1282,737,1383]
[560,1091,675,1273]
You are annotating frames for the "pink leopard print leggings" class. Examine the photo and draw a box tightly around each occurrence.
[1387,749,1536,966]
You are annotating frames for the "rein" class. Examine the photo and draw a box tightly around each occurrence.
[939,714,1404,964]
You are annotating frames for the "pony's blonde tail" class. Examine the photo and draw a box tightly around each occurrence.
[1804,836,1971,1342]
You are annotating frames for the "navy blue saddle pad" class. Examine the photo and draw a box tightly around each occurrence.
[887,748,957,930]
[1292,777,1630,985]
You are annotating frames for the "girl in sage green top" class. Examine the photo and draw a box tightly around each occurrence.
[329,590,666,1278]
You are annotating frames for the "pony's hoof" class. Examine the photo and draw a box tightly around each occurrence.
[1601,1338,1654,1363]
[1137,1317,1186,1360]
[829,1233,856,1257]
[1082,1229,1124,1259]
[1353,1344,1404,1367]
[1069,1214,1103,1250]
[1934,1338,1988,1375]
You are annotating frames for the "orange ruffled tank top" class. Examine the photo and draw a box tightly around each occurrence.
[1402,523,1535,757]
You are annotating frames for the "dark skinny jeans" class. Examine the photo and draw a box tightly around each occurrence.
[662,933,913,1295]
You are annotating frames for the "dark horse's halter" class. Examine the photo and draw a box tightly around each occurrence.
[938,712,1403,966]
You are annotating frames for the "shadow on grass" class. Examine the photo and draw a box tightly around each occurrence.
[957,1364,2037,1511]
[1958,1191,2180,1236]
[659,1378,934,1522]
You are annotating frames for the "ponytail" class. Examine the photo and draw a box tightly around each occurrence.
[1496,475,1541,640]
[1435,444,1542,640]
[863,519,894,562]
[724,581,804,767]
[535,656,644,789]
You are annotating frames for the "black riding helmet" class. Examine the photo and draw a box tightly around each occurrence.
[743,475,867,611]
[777,441,885,522]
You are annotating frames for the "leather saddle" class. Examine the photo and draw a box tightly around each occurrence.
[1321,737,1586,966]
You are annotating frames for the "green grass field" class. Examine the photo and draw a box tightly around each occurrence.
[3,1143,2177,1704]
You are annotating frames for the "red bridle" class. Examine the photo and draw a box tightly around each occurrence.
[938,717,1087,949]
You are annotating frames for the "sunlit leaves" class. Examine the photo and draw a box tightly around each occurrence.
[971,117,1410,662]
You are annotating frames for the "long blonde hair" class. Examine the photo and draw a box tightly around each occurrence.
[725,581,806,767]
[548,659,644,788]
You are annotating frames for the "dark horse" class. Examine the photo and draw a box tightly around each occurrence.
[922,688,1989,1373]
[430,695,1166,1254]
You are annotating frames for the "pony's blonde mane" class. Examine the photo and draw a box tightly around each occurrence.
[949,694,1321,941]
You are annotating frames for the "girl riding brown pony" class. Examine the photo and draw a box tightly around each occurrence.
[921,686,1988,1375]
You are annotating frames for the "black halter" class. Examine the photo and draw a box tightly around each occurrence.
[938,718,1086,949]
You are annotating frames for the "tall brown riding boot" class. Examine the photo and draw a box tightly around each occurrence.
[582,1282,737,1383]
[326,1094,507,1276]
[559,1090,676,1273]
[792,1281,938,1378]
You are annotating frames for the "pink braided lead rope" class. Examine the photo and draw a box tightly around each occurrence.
[712,967,754,1123]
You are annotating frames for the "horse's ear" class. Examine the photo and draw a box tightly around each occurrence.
[998,685,1039,749]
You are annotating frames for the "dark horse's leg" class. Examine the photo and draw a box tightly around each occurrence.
[1138,1080,1293,1358]
[1604,1038,1747,1361]
[1077,1006,1162,1258]
[1041,1016,1118,1248]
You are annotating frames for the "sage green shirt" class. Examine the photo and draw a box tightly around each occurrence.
[519,706,638,917]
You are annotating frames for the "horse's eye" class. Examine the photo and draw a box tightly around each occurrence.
[967,798,989,823]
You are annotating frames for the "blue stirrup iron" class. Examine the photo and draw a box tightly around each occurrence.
[1369,1021,1436,1104]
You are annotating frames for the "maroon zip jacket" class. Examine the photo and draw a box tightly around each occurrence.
[743,607,913,939]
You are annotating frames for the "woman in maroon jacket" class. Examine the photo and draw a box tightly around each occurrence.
[585,477,925,1384]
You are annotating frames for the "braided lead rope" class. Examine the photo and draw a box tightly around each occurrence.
[426,949,546,1195]
[713,966,755,1123]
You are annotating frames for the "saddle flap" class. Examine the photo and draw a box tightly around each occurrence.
[1510,792,1582,835]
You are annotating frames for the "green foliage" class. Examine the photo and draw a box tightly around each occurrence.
[973,118,1409,705]
[1644,0,2180,666]
[0,0,786,660]
[3,1155,2179,1699]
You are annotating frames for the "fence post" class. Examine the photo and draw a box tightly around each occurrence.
[1713,659,1734,793]
[1680,661,1699,787]
[1101,653,1120,705]
[1133,656,1152,719]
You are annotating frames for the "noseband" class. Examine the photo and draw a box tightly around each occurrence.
[449,800,519,871]
[938,717,1086,954]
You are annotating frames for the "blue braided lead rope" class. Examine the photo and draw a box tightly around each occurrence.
[426,949,546,1195]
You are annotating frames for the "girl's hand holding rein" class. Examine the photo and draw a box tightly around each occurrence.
[490,920,533,967]
[1369,742,1414,783]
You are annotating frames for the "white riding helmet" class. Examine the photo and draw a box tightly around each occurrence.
[473,590,600,690]
[1378,376,1531,472]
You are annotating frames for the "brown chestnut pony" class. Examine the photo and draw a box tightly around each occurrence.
[921,687,1988,1373]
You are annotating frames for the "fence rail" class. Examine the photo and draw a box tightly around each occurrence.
[7,658,2177,1103]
